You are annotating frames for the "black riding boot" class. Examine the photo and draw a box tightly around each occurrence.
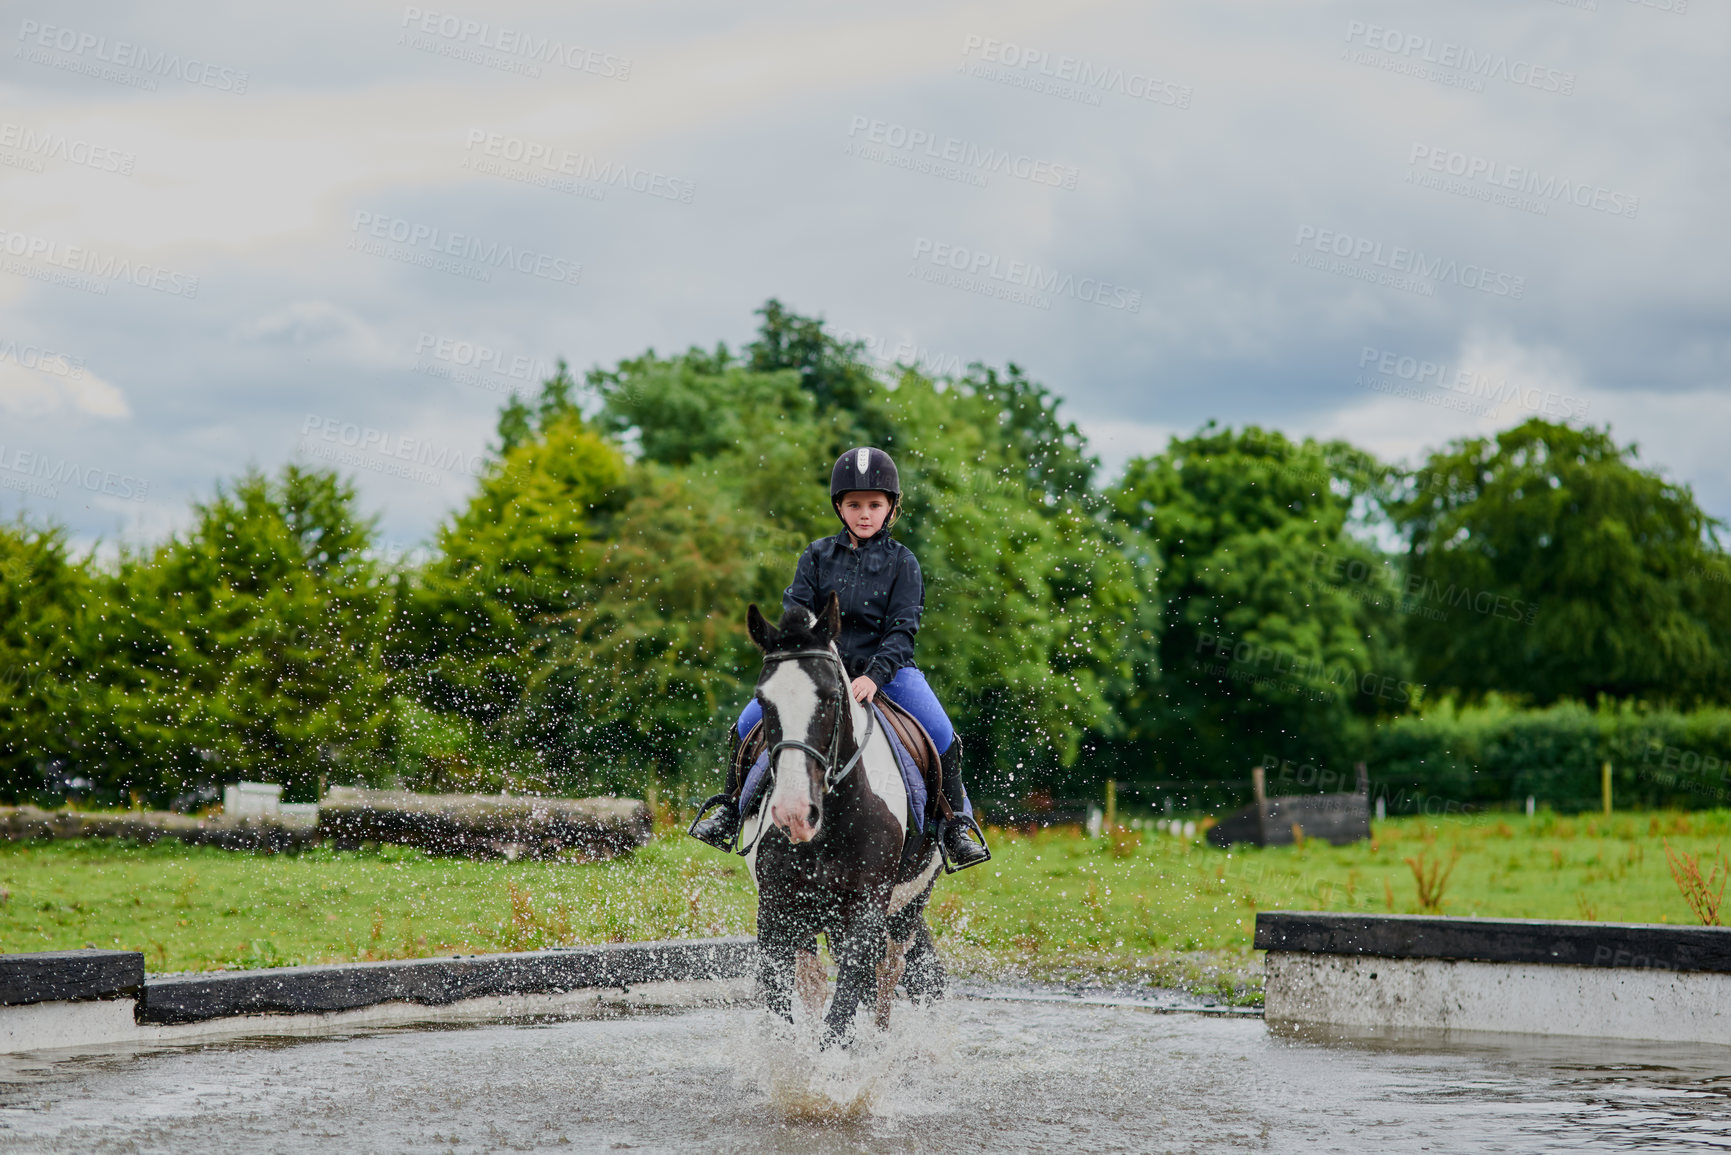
[938,740,990,871]
[689,796,740,851]
[689,730,744,851]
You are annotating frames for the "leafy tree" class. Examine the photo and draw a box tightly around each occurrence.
[17,303,1731,818]
[0,521,99,799]
[389,383,627,734]
[948,362,1097,509]
[880,372,1158,788]
[495,358,582,455]
[511,463,778,794]
[406,303,1158,800]
[746,298,889,442]
[1109,424,1406,781]
[80,466,393,803]
[399,352,814,796]
[589,346,817,472]
[1390,419,1731,705]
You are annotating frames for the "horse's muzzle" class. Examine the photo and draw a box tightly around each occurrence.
[770,801,820,843]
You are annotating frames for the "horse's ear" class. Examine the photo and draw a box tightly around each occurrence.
[818,591,842,641]
[746,603,775,651]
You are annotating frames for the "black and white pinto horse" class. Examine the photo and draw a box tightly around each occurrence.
[740,594,946,1046]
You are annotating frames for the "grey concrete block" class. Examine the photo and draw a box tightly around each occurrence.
[0,949,145,1007]
[1255,911,1731,972]
[1265,952,1731,1045]
[140,937,757,1023]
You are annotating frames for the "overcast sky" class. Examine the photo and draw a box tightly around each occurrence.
[2,0,1726,554]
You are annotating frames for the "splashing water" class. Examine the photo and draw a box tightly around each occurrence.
[739,998,960,1123]
[7,997,1731,1152]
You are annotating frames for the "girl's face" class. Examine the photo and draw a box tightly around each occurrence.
[838,490,891,540]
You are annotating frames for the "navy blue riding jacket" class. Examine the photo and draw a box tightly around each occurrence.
[781,530,924,688]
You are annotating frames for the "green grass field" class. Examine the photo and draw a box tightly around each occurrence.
[3,810,1726,1002]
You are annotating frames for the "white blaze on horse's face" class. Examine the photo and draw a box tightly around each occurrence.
[763,661,825,843]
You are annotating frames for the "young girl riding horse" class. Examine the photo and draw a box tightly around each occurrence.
[690,447,990,869]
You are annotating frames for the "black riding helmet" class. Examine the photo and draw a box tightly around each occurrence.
[830,447,901,533]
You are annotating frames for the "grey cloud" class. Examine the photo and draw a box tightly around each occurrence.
[1,0,1726,548]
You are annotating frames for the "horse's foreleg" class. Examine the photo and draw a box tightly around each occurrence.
[795,949,828,1019]
[821,913,886,1048]
[758,946,796,1022]
[822,958,876,1049]
[873,937,907,1029]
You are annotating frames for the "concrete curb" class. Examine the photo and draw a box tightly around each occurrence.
[1254,911,1731,972]
[0,950,144,1006]
[1257,912,1731,1045]
[0,937,758,1055]
[141,937,756,1023]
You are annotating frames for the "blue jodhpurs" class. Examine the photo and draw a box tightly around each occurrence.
[735,665,955,754]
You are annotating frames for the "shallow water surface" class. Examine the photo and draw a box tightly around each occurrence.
[1,995,1728,1153]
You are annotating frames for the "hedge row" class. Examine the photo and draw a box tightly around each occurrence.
[1256,700,1731,815]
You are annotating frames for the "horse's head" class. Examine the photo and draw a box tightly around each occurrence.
[747,592,849,844]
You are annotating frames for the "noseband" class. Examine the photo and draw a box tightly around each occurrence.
[759,647,876,794]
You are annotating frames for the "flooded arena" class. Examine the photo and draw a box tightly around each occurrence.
[3,990,1728,1153]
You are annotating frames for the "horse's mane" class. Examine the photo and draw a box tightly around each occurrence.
[765,605,830,655]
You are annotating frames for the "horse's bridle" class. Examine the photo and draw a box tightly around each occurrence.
[758,647,876,794]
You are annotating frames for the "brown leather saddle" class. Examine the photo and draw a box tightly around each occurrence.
[734,694,950,824]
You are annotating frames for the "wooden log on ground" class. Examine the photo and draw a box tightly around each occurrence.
[1206,763,1371,848]
[316,788,650,860]
[0,806,322,852]
[1206,793,1370,847]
